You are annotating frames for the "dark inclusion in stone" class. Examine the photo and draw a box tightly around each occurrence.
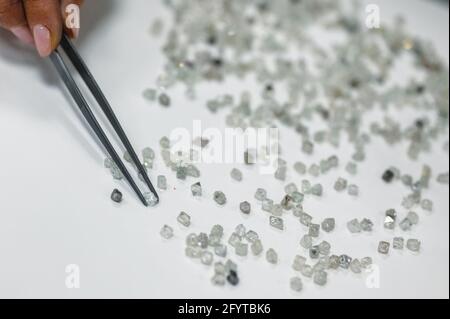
[382,169,395,183]
[111,189,123,203]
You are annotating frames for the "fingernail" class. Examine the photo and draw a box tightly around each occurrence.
[10,26,34,45]
[32,24,52,57]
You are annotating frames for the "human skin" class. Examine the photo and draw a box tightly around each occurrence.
[0,0,84,57]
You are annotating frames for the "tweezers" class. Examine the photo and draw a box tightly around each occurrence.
[50,34,158,206]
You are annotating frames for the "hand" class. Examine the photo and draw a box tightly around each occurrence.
[0,0,83,57]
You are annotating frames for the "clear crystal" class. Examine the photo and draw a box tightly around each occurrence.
[144,192,159,207]
[350,259,362,273]
[321,218,335,232]
[213,191,227,205]
[378,241,390,254]
[230,168,243,181]
[339,255,352,269]
[198,233,209,249]
[210,225,224,238]
[311,184,323,196]
[393,237,405,249]
[347,219,362,233]
[177,212,191,227]
[301,180,312,194]
[361,257,373,268]
[274,166,287,181]
[319,241,331,255]
[308,164,321,177]
[159,136,170,149]
[293,255,307,271]
[290,277,303,292]
[329,255,340,269]
[211,274,226,286]
[245,230,259,243]
[309,245,320,259]
[313,270,328,286]
[399,218,413,231]
[262,199,274,212]
[300,264,314,278]
[251,240,263,256]
[143,88,157,101]
[302,140,314,154]
[360,218,374,232]
[294,162,307,175]
[157,175,167,190]
[406,239,421,252]
[271,204,283,216]
[299,212,313,226]
[228,233,241,247]
[291,192,305,203]
[255,188,267,201]
[185,246,202,258]
[285,183,298,194]
[239,201,251,214]
[160,225,174,239]
[421,199,433,211]
[407,211,419,225]
[280,195,294,210]
[384,209,397,229]
[270,216,284,231]
[300,235,313,249]
[215,244,227,257]
[334,178,348,192]
[201,251,214,265]
[346,162,358,175]
[266,249,278,264]
[348,184,359,196]
[309,224,320,237]
[235,242,249,256]
[214,262,226,275]
[235,224,246,238]
[191,182,202,197]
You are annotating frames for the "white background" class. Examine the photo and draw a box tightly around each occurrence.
[0,0,448,299]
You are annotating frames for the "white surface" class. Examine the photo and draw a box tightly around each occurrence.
[0,0,448,299]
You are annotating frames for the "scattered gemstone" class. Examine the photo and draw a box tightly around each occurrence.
[215,245,228,257]
[313,270,328,286]
[235,242,249,257]
[347,219,362,233]
[191,182,202,197]
[437,172,449,184]
[309,224,320,237]
[177,212,191,227]
[348,184,359,196]
[319,241,331,255]
[300,235,313,249]
[329,255,340,269]
[350,259,362,273]
[382,169,395,183]
[160,225,174,239]
[393,237,405,250]
[406,239,421,252]
[378,241,390,254]
[158,93,171,107]
[399,218,413,231]
[255,188,267,201]
[239,201,251,214]
[111,189,123,203]
[144,192,159,207]
[300,264,314,278]
[157,175,167,190]
[421,199,433,211]
[270,216,284,231]
[266,249,278,264]
[262,199,274,212]
[230,168,243,181]
[321,218,336,233]
[360,218,374,232]
[339,255,352,269]
[334,178,348,192]
[294,162,307,175]
[201,251,214,265]
[311,184,323,196]
[309,245,320,259]
[299,212,313,226]
[213,191,227,205]
[245,230,259,243]
[251,240,264,256]
[290,277,303,292]
[284,183,298,194]
[227,270,239,286]
[361,257,373,268]
[384,209,397,229]
[293,255,307,271]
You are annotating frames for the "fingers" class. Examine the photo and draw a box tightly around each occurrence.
[23,0,62,57]
[61,0,83,39]
[0,0,33,44]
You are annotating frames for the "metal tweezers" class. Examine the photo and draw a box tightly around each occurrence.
[50,35,158,206]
